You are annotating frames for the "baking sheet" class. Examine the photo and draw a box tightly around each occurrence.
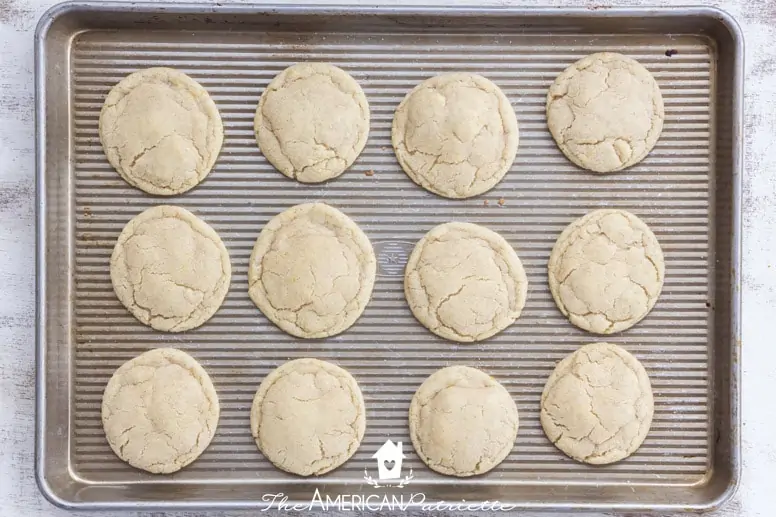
[35,2,742,511]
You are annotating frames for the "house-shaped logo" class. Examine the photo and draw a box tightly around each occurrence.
[371,440,406,480]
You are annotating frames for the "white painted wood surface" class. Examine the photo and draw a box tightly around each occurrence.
[0,0,768,515]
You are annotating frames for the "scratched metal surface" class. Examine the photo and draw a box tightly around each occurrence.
[35,3,741,512]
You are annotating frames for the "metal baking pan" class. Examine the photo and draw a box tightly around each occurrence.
[35,1,743,512]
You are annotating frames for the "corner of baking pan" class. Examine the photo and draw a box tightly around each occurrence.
[34,0,85,41]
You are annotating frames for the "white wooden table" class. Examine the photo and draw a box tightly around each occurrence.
[0,0,770,515]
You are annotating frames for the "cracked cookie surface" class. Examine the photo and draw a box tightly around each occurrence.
[392,73,519,199]
[248,203,376,338]
[546,52,664,173]
[548,209,664,334]
[404,222,527,342]
[101,348,219,474]
[99,67,223,195]
[255,63,369,183]
[250,358,366,476]
[540,342,653,465]
[110,205,231,332]
[409,366,519,477]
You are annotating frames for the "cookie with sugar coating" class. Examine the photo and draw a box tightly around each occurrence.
[392,73,519,199]
[250,358,366,476]
[540,342,654,464]
[101,348,219,474]
[546,52,664,173]
[99,67,223,195]
[409,365,519,477]
[548,208,664,334]
[404,222,527,342]
[110,205,231,332]
[255,63,370,183]
[248,203,376,339]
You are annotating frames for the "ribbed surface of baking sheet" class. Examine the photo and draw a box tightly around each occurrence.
[71,29,714,488]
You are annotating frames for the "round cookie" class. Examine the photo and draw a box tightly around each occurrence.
[540,342,653,465]
[392,73,519,199]
[248,203,376,339]
[99,67,223,195]
[250,358,366,476]
[404,222,528,342]
[110,205,231,332]
[255,63,370,183]
[546,52,664,173]
[409,366,519,477]
[101,348,219,474]
[548,209,664,334]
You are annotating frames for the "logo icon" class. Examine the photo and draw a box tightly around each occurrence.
[363,440,414,488]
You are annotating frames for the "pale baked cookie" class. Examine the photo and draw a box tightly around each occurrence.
[392,73,519,199]
[548,209,664,334]
[404,222,527,342]
[409,366,519,477]
[110,205,231,332]
[540,342,653,465]
[248,203,376,339]
[99,67,223,195]
[255,63,369,183]
[101,348,219,474]
[250,358,366,476]
[546,52,664,173]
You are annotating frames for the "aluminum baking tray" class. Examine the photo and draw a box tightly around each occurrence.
[35,2,743,512]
